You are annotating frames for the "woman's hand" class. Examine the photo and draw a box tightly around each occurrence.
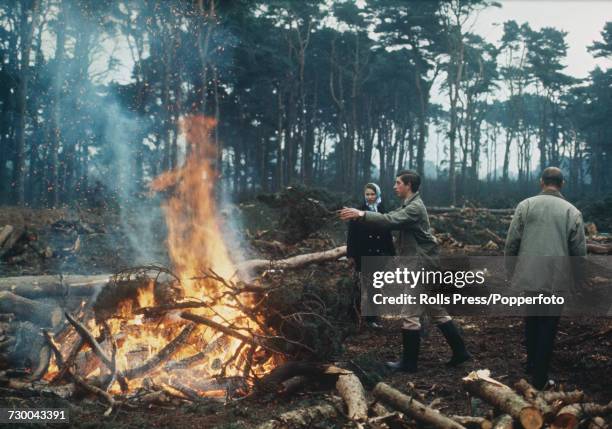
[338,207,365,221]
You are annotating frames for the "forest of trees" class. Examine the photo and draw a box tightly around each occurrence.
[0,0,611,207]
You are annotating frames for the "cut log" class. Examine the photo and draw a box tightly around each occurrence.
[0,291,62,327]
[451,415,493,429]
[588,417,609,429]
[587,242,612,255]
[482,228,505,246]
[0,274,111,299]
[491,414,513,429]
[237,246,347,275]
[514,379,555,421]
[373,382,467,429]
[540,390,585,405]
[335,369,368,422]
[552,401,612,429]
[0,225,24,258]
[0,378,76,399]
[256,401,339,429]
[463,370,543,429]
[0,225,15,248]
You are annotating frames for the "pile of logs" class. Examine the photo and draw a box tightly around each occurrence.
[585,223,612,255]
[0,247,350,412]
[429,208,612,255]
[253,366,611,429]
[0,218,105,269]
[426,207,512,252]
[460,370,610,429]
[0,225,53,264]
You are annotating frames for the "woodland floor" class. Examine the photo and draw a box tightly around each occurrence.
[0,196,610,429]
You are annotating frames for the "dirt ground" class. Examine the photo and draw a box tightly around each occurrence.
[0,199,610,428]
[2,303,610,428]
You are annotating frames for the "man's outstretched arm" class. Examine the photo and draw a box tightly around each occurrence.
[338,205,420,229]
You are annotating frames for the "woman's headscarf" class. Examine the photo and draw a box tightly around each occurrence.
[364,182,382,212]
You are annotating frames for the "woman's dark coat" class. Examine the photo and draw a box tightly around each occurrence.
[346,202,396,271]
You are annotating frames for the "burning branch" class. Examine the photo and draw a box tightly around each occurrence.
[64,312,129,392]
[124,323,196,379]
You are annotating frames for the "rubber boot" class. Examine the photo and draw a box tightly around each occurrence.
[438,320,472,367]
[365,315,383,329]
[386,329,420,372]
[524,317,538,375]
[531,316,560,389]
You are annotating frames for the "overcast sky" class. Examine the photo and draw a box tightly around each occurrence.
[426,1,612,174]
[429,0,612,105]
[474,1,612,79]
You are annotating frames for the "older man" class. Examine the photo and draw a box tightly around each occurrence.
[339,170,471,372]
[505,167,586,389]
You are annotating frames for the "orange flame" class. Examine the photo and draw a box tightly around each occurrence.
[45,116,274,395]
[151,116,234,296]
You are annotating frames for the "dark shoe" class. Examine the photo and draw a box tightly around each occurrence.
[386,329,420,372]
[438,320,472,367]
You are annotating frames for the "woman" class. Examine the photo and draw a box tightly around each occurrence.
[347,183,395,270]
[346,183,395,327]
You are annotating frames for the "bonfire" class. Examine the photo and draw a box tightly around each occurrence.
[38,116,289,407]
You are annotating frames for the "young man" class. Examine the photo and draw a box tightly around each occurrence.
[339,170,471,372]
[505,167,586,389]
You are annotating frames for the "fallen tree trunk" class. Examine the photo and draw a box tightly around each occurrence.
[0,291,62,327]
[373,382,467,429]
[237,246,347,274]
[0,275,111,299]
[463,371,543,429]
[0,246,347,298]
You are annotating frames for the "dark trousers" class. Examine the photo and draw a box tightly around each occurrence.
[352,270,379,324]
[524,315,560,389]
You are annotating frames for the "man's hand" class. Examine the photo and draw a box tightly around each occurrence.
[338,207,364,221]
